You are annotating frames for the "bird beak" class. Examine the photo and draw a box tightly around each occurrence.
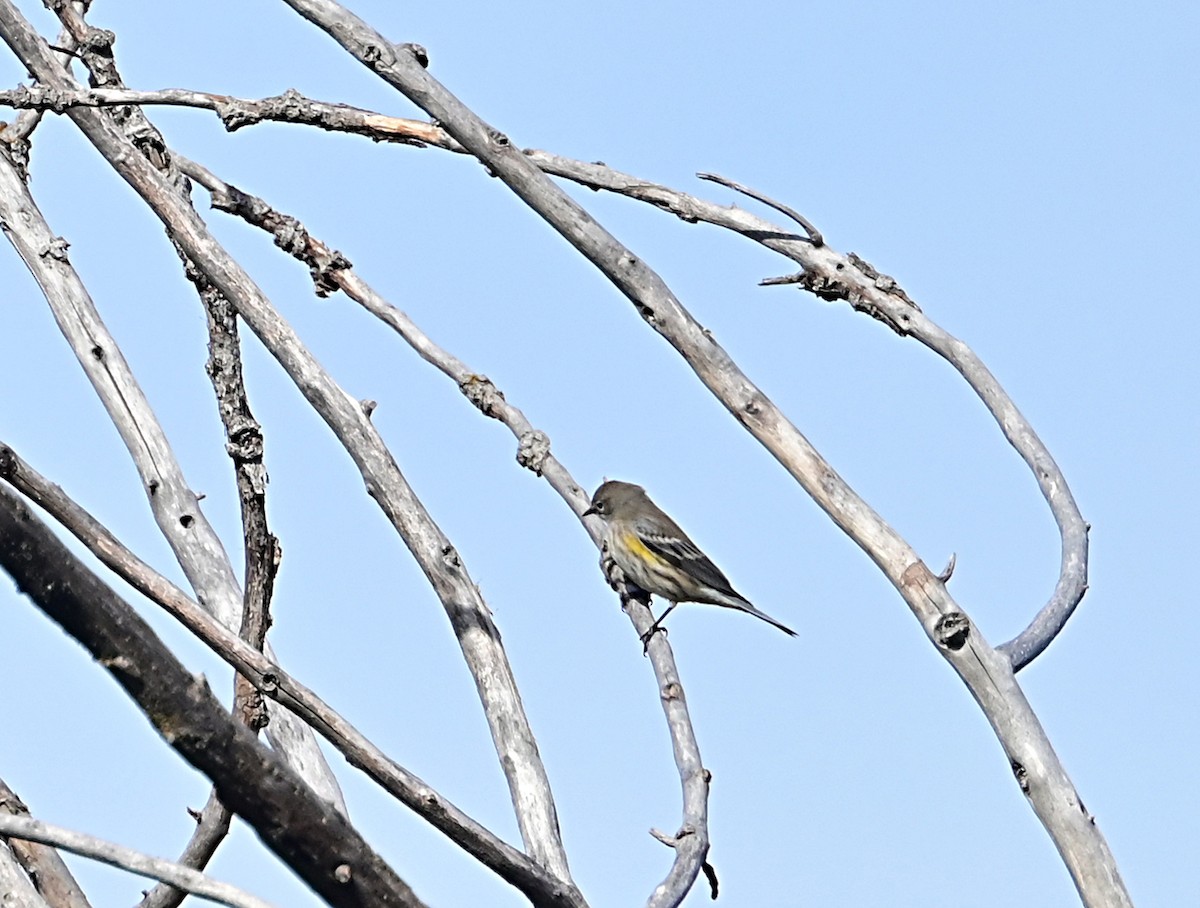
[582,504,597,517]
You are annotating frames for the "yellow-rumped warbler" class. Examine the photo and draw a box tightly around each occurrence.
[584,480,796,642]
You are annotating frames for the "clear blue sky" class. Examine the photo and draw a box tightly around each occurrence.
[1,1,1195,905]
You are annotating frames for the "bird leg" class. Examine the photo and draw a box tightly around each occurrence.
[640,602,678,653]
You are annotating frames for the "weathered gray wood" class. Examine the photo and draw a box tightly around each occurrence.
[0,839,50,908]
[0,4,573,887]
[0,486,427,908]
[0,112,346,819]
[0,443,586,908]
[0,83,1090,672]
[0,778,91,908]
[177,152,714,905]
[0,816,273,908]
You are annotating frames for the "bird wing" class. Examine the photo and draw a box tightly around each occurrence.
[633,517,740,599]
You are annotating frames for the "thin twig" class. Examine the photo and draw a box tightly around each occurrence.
[696,171,823,246]
[0,778,89,908]
[0,816,273,908]
[937,553,957,583]
[137,793,231,908]
[138,259,284,908]
[0,85,458,147]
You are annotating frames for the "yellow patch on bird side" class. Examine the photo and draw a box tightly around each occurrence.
[621,531,665,565]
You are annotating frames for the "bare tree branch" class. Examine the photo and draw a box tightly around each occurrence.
[0,8,574,882]
[0,443,585,908]
[0,485,427,908]
[0,779,90,908]
[492,157,1087,672]
[49,0,350,817]
[518,159,1088,671]
[0,838,51,908]
[0,5,1114,905]
[0,816,273,908]
[0,86,345,822]
[0,83,1111,665]
[136,281,278,908]
[136,792,231,908]
[198,282,280,708]
[0,84,450,146]
[138,259,285,908]
[0,78,1115,665]
[176,153,713,903]
[0,74,1083,671]
[267,4,1125,905]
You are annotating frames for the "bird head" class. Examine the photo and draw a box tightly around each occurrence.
[583,479,647,520]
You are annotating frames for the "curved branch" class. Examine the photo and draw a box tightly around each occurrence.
[0,72,1087,670]
[505,159,1089,671]
[696,171,823,247]
[268,4,1126,905]
[175,155,712,907]
[0,72,1088,672]
[0,816,273,908]
[516,162,1088,670]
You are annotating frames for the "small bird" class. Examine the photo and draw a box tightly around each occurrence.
[584,479,796,644]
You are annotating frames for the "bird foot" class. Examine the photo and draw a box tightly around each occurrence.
[640,624,667,655]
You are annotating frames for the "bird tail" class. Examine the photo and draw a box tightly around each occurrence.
[712,591,797,637]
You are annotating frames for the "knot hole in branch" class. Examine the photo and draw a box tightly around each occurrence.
[934,611,970,650]
[1011,759,1030,794]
